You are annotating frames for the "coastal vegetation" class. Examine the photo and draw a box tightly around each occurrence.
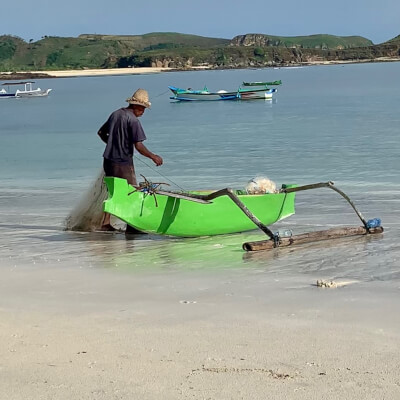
[0,32,399,74]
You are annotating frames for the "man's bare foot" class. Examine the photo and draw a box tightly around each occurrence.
[100,224,117,232]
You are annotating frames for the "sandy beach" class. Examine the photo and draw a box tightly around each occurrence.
[1,258,399,400]
[29,67,173,78]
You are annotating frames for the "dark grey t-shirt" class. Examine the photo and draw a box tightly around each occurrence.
[102,108,146,164]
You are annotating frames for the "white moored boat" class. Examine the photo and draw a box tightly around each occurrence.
[1,81,52,98]
[15,81,52,97]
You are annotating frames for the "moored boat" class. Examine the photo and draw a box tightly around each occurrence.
[168,85,237,101]
[169,85,277,101]
[15,81,52,97]
[103,177,296,237]
[242,80,282,86]
[1,81,52,98]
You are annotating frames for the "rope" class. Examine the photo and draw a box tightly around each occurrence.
[276,191,288,221]
[134,156,186,191]
[154,89,170,98]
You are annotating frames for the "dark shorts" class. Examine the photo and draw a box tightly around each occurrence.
[103,159,137,186]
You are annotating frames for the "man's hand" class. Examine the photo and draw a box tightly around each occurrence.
[151,154,163,166]
[135,142,163,166]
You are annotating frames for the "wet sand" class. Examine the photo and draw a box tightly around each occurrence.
[1,260,399,399]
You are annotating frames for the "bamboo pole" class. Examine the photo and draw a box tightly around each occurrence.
[156,190,212,204]
[243,226,384,252]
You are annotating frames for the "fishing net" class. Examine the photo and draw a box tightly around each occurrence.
[245,176,278,194]
[64,169,111,232]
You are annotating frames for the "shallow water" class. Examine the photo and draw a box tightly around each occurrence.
[0,62,399,284]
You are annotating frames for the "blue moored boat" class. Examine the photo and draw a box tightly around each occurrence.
[169,85,277,101]
[168,86,237,101]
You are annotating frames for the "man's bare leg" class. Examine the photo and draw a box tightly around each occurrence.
[100,212,116,231]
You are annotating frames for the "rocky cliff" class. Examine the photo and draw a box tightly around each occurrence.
[230,34,373,49]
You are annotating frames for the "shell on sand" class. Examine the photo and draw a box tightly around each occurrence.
[316,279,359,288]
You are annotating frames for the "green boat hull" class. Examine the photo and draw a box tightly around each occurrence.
[103,177,296,237]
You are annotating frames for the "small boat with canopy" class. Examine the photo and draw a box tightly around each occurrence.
[0,81,52,98]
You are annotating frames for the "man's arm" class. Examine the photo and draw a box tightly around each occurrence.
[135,141,163,166]
[98,122,109,144]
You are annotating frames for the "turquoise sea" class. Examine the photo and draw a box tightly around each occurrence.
[0,62,399,284]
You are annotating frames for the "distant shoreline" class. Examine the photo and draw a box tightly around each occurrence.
[1,57,400,80]
[0,67,172,80]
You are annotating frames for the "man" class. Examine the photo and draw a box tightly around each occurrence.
[98,88,163,231]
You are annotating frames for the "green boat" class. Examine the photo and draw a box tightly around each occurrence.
[242,80,282,86]
[103,177,297,237]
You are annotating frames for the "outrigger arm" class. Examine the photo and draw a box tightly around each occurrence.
[281,181,368,229]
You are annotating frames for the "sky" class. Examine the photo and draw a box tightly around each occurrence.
[1,0,399,45]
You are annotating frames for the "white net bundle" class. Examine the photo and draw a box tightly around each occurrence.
[245,176,278,194]
[64,169,109,232]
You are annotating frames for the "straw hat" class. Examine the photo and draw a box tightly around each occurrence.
[126,88,151,108]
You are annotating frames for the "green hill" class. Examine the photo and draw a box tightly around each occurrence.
[0,35,135,70]
[0,33,230,70]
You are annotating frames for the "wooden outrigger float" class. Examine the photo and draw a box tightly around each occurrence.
[243,225,384,251]
[103,178,383,251]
